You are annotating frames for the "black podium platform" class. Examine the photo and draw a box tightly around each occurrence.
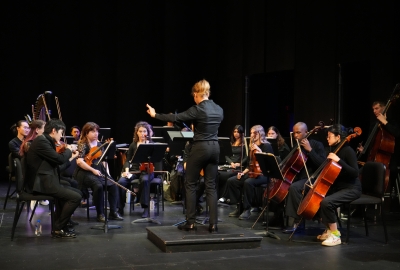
[146,224,262,253]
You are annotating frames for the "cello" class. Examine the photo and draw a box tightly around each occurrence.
[297,127,362,220]
[266,122,325,204]
[358,84,400,192]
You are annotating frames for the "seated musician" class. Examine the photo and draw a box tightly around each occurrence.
[25,119,81,238]
[74,122,123,222]
[70,125,81,143]
[283,122,326,232]
[226,125,274,220]
[267,126,290,160]
[218,125,248,204]
[9,120,30,159]
[117,121,154,218]
[285,124,361,246]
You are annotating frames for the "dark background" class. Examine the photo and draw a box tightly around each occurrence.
[3,1,400,168]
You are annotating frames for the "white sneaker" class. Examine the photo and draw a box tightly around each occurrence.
[39,200,49,206]
[321,233,341,246]
[317,229,331,241]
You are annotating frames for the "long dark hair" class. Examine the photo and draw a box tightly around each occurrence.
[10,120,28,136]
[267,126,286,149]
[230,125,245,146]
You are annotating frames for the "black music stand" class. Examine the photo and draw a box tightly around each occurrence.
[131,143,168,225]
[251,152,283,240]
[91,141,121,233]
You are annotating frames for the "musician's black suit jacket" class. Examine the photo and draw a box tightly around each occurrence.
[25,134,73,194]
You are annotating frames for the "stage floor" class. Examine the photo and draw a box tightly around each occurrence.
[1,181,400,269]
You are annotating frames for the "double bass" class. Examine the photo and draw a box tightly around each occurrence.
[358,84,400,192]
[265,123,325,204]
[297,127,362,220]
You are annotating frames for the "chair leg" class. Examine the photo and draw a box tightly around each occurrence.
[380,203,388,244]
[11,201,25,240]
[363,205,369,236]
[86,197,90,220]
[29,201,39,222]
[50,201,55,233]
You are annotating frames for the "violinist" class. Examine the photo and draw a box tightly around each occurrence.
[226,125,273,220]
[218,125,248,204]
[117,121,154,218]
[74,122,123,222]
[9,120,30,159]
[25,119,81,238]
[282,122,326,233]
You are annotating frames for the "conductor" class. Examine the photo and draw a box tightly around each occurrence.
[146,79,223,232]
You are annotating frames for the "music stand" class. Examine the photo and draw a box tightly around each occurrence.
[251,152,283,240]
[91,141,121,233]
[131,143,168,225]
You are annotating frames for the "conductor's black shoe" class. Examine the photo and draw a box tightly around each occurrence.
[109,212,124,220]
[208,224,218,233]
[52,230,76,239]
[97,214,106,222]
[178,222,196,231]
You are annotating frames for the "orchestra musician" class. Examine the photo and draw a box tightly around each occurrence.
[70,125,81,143]
[282,122,326,232]
[286,124,361,246]
[218,125,248,204]
[24,119,81,238]
[146,79,223,233]
[9,120,30,159]
[117,121,155,218]
[74,122,123,222]
[226,125,274,220]
[357,100,400,204]
[267,126,290,160]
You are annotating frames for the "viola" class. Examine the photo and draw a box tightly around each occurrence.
[297,127,362,220]
[139,162,155,174]
[84,138,113,166]
[266,122,325,203]
[248,138,263,178]
[56,141,67,153]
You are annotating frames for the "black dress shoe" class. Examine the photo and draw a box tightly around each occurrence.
[178,222,196,231]
[52,230,76,239]
[208,224,218,233]
[62,227,76,236]
[97,214,106,222]
[109,211,124,220]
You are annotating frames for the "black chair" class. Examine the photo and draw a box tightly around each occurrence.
[345,161,388,244]
[3,153,16,209]
[11,158,55,240]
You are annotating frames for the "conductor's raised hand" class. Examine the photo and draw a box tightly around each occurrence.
[146,104,156,118]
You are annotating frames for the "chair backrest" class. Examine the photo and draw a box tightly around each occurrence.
[14,158,25,193]
[361,161,386,197]
[8,153,14,174]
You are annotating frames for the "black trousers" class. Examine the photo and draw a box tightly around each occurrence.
[285,178,361,224]
[185,141,219,224]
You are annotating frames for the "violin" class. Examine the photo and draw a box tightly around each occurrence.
[139,162,154,174]
[248,138,263,178]
[84,138,113,166]
[56,141,67,153]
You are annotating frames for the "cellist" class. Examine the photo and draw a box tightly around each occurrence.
[283,122,326,232]
[226,125,274,220]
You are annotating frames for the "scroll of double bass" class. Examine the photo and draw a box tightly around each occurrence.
[358,84,400,192]
[265,123,325,204]
[297,127,362,220]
